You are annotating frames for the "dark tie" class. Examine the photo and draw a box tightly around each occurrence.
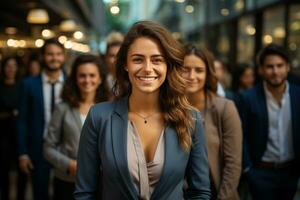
[50,82,56,114]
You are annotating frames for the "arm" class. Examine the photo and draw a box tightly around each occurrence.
[218,101,242,200]
[17,80,34,174]
[43,104,71,173]
[74,107,101,200]
[185,112,211,200]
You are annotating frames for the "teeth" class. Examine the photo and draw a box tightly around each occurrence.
[138,77,157,81]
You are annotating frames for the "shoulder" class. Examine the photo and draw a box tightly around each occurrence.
[290,83,300,93]
[89,100,117,120]
[21,75,41,87]
[55,102,71,112]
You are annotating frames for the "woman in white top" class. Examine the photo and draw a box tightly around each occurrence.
[44,54,108,200]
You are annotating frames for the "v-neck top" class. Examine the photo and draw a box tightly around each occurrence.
[127,121,165,200]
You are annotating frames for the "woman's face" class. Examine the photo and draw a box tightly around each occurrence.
[182,54,206,94]
[29,60,41,76]
[76,63,102,96]
[4,58,18,80]
[240,68,254,89]
[126,37,167,95]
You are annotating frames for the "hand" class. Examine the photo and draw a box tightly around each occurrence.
[68,159,77,177]
[19,157,34,175]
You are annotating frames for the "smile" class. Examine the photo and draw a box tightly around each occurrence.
[137,76,158,81]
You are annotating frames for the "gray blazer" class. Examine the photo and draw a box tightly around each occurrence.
[44,102,83,182]
[74,97,211,200]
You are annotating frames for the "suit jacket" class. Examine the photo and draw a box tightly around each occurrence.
[74,97,211,200]
[204,96,242,200]
[239,83,300,169]
[44,102,83,182]
[17,75,46,162]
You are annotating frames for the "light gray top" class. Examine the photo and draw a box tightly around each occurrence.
[127,121,165,200]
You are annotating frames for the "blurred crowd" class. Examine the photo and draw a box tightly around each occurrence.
[0,22,300,200]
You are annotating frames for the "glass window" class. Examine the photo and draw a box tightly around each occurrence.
[237,15,255,64]
[288,5,300,70]
[257,0,280,8]
[262,6,285,46]
[217,24,230,62]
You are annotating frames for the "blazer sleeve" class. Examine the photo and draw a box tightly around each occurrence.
[218,101,242,200]
[17,80,30,156]
[43,103,70,172]
[74,106,101,200]
[185,111,211,200]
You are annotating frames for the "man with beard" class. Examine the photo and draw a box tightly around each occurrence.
[17,38,65,200]
[239,44,300,200]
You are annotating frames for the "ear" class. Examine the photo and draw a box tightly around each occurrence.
[124,67,128,71]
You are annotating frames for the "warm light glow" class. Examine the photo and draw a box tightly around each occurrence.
[263,35,273,44]
[246,25,256,35]
[35,39,45,47]
[221,8,230,16]
[27,9,49,24]
[58,35,68,44]
[291,21,300,31]
[42,29,54,38]
[60,20,77,32]
[7,39,16,47]
[64,41,73,49]
[175,0,185,3]
[185,5,194,13]
[73,31,84,40]
[19,40,26,48]
[273,27,285,38]
[110,5,120,15]
[289,43,297,51]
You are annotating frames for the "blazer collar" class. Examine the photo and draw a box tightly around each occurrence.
[111,96,183,199]
[71,107,83,130]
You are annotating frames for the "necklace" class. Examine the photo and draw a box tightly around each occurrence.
[132,111,158,124]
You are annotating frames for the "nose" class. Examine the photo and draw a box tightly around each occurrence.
[188,69,195,79]
[143,60,153,72]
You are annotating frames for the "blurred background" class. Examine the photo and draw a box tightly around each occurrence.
[0,0,299,77]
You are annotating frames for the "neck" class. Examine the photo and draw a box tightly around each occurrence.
[187,90,206,111]
[4,78,15,85]
[265,81,286,101]
[44,69,61,81]
[80,92,96,105]
[129,90,161,114]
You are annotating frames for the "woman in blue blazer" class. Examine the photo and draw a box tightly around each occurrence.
[74,21,211,200]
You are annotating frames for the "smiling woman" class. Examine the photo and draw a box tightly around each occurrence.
[74,21,211,200]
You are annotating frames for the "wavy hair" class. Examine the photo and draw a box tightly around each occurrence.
[61,54,108,107]
[113,21,194,151]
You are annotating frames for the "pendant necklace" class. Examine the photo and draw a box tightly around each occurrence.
[133,111,157,124]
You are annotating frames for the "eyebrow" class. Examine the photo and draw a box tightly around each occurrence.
[130,54,164,57]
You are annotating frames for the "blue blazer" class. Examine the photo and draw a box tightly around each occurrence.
[17,75,46,162]
[74,97,211,200]
[239,83,300,169]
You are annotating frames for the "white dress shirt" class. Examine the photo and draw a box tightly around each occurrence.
[42,71,64,137]
[262,81,294,163]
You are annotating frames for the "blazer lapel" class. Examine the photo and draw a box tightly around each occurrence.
[289,84,300,153]
[111,97,138,199]
[36,75,45,126]
[257,84,269,138]
[71,108,83,130]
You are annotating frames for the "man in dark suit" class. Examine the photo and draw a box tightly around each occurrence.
[239,44,300,200]
[17,38,65,200]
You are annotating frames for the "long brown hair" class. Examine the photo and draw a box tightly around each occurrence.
[114,21,194,151]
[61,54,108,107]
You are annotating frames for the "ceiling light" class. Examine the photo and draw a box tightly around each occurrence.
[27,9,49,24]
[110,6,120,15]
[42,29,54,38]
[60,20,77,32]
[185,5,194,13]
[221,8,230,16]
[263,35,273,44]
[35,39,45,47]
[73,31,84,40]
[58,35,68,44]
[5,27,18,35]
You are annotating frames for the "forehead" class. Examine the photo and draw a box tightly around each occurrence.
[263,54,287,65]
[127,37,163,56]
[44,44,64,53]
[77,63,99,73]
[184,54,206,68]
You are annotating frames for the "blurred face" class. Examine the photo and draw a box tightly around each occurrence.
[213,60,224,81]
[126,37,167,95]
[43,44,65,71]
[240,68,254,90]
[105,45,121,75]
[4,58,18,80]
[260,54,289,88]
[29,60,41,76]
[182,54,206,94]
[76,63,102,95]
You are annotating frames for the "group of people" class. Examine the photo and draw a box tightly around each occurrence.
[0,20,299,200]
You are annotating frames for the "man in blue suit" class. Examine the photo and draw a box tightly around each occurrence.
[17,38,65,200]
[239,44,300,200]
